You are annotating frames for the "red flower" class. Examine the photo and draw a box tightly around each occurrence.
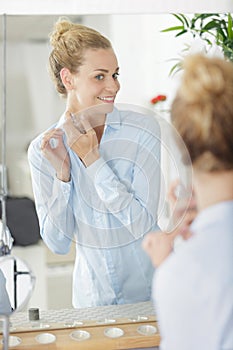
[150,94,167,104]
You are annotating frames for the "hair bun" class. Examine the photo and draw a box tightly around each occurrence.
[179,54,227,104]
[172,53,233,171]
[49,18,73,48]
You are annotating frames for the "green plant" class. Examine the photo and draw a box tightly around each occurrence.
[162,13,233,74]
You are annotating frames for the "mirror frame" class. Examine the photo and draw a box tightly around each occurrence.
[0,0,232,315]
[0,0,232,15]
[0,255,35,315]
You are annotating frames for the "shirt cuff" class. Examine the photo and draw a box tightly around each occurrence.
[85,157,108,182]
[53,175,72,201]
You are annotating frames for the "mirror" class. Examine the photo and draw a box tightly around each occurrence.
[0,12,209,311]
[0,255,35,315]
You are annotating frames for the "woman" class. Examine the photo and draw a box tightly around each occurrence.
[28,18,161,308]
[143,54,233,349]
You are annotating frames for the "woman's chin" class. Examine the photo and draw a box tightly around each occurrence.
[97,102,114,114]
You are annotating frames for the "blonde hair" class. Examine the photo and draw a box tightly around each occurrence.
[171,54,233,172]
[48,18,112,96]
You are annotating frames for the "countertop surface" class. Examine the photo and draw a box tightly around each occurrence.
[1,301,160,349]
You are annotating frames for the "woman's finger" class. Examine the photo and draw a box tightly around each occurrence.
[80,117,93,133]
[41,128,63,150]
[63,115,81,136]
[168,179,180,205]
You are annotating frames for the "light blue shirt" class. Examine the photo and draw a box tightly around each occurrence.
[154,200,233,350]
[28,107,161,308]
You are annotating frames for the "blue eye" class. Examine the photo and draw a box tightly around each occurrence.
[95,74,104,80]
[113,72,119,80]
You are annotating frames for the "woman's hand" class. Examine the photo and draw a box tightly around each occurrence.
[41,128,71,182]
[168,179,197,228]
[142,225,192,268]
[63,111,100,167]
[142,179,196,268]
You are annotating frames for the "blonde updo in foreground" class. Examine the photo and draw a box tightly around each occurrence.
[48,18,112,97]
[171,54,233,172]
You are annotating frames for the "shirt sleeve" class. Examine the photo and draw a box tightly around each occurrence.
[27,139,75,254]
[86,118,161,238]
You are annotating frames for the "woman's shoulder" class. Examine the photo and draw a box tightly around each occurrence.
[27,122,58,157]
[115,106,160,135]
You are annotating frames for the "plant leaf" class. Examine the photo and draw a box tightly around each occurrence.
[217,26,228,41]
[172,13,190,28]
[203,20,221,31]
[178,14,190,28]
[227,13,233,39]
[161,26,184,33]
[175,29,188,37]
[169,61,182,76]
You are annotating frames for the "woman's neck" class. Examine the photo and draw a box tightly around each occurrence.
[194,170,233,211]
[94,124,105,144]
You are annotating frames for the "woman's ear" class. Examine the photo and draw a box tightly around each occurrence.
[60,68,74,91]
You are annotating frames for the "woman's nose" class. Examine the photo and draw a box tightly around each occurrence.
[105,77,120,93]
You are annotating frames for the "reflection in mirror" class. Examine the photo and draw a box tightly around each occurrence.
[0,255,35,315]
[26,15,192,311]
[4,13,192,311]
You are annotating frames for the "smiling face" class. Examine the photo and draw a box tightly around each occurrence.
[69,48,120,113]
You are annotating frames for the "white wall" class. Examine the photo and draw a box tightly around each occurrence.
[110,14,184,107]
[6,40,65,197]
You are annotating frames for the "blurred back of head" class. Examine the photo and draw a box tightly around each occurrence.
[171,53,233,172]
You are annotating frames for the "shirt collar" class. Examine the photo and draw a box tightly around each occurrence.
[190,200,233,234]
[105,107,121,131]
